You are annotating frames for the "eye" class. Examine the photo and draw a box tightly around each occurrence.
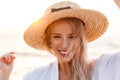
[69,35,73,39]
[69,35,76,39]
[53,35,61,38]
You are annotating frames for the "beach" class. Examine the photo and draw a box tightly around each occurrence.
[10,52,56,80]
[0,30,119,80]
[0,0,120,79]
[0,19,120,80]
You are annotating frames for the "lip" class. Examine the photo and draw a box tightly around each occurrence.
[58,50,70,57]
[59,50,69,54]
[60,53,66,57]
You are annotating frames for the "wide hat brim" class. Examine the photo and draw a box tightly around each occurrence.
[24,9,108,50]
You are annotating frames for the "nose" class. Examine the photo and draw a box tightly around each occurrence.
[62,38,69,49]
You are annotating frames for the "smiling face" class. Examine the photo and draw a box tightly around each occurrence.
[50,19,76,62]
[45,18,86,63]
[44,18,89,80]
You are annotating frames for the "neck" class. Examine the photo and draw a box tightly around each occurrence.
[58,62,72,73]
[58,62,72,80]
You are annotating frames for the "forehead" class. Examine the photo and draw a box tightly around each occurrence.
[50,19,73,33]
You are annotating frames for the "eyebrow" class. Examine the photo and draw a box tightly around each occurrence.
[52,33,75,35]
[52,33,61,35]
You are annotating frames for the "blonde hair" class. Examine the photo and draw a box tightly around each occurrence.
[44,17,93,80]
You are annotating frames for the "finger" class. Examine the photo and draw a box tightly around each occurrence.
[9,52,15,54]
[2,54,11,60]
[5,54,13,63]
[9,52,16,59]
[1,54,15,63]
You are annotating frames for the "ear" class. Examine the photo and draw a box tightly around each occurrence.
[114,0,120,9]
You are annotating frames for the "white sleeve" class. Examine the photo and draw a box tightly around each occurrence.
[23,66,47,80]
[23,61,58,80]
[23,71,33,80]
[92,51,120,80]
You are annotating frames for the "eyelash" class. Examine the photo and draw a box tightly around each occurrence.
[69,36,74,38]
[53,35,75,39]
[53,36,60,38]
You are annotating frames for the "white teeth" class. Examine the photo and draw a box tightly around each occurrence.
[59,51,69,54]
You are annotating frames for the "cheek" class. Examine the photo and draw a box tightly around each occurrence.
[50,40,61,49]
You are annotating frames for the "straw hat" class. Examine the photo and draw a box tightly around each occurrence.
[24,1,109,50]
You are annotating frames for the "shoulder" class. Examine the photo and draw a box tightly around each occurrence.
[23,61,58,80]
[96,51,120,65]
[23,66,47,80]
[93,51,120,80]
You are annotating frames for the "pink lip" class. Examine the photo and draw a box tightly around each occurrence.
[60,53,68,57]
[61,54,65,57]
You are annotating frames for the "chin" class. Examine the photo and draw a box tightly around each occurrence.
[58,58,72,63]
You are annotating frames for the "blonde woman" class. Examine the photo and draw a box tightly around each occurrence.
[1,1,120,80]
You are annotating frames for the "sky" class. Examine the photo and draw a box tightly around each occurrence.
[0,0,120,30]
[0,0,120,54]
[0,0,120,32]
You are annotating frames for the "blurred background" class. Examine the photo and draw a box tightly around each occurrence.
[0,0,120,80]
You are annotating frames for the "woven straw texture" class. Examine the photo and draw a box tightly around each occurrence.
[24,1,109,50]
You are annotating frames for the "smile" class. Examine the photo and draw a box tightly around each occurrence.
[58,50,70,55]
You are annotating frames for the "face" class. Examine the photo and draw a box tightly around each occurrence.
[50,20,76,63]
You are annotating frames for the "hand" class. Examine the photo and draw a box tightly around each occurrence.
[114,0,120,8]
[0,52,15,80]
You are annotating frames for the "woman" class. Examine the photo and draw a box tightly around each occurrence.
[0,1,114,80]
[24,17,94,80]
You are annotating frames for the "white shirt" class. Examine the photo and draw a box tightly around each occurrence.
[92,52,120,80]
[23,61,58,80]
[23,52,120,80]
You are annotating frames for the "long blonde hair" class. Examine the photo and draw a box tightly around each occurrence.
[44,17,94,80]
